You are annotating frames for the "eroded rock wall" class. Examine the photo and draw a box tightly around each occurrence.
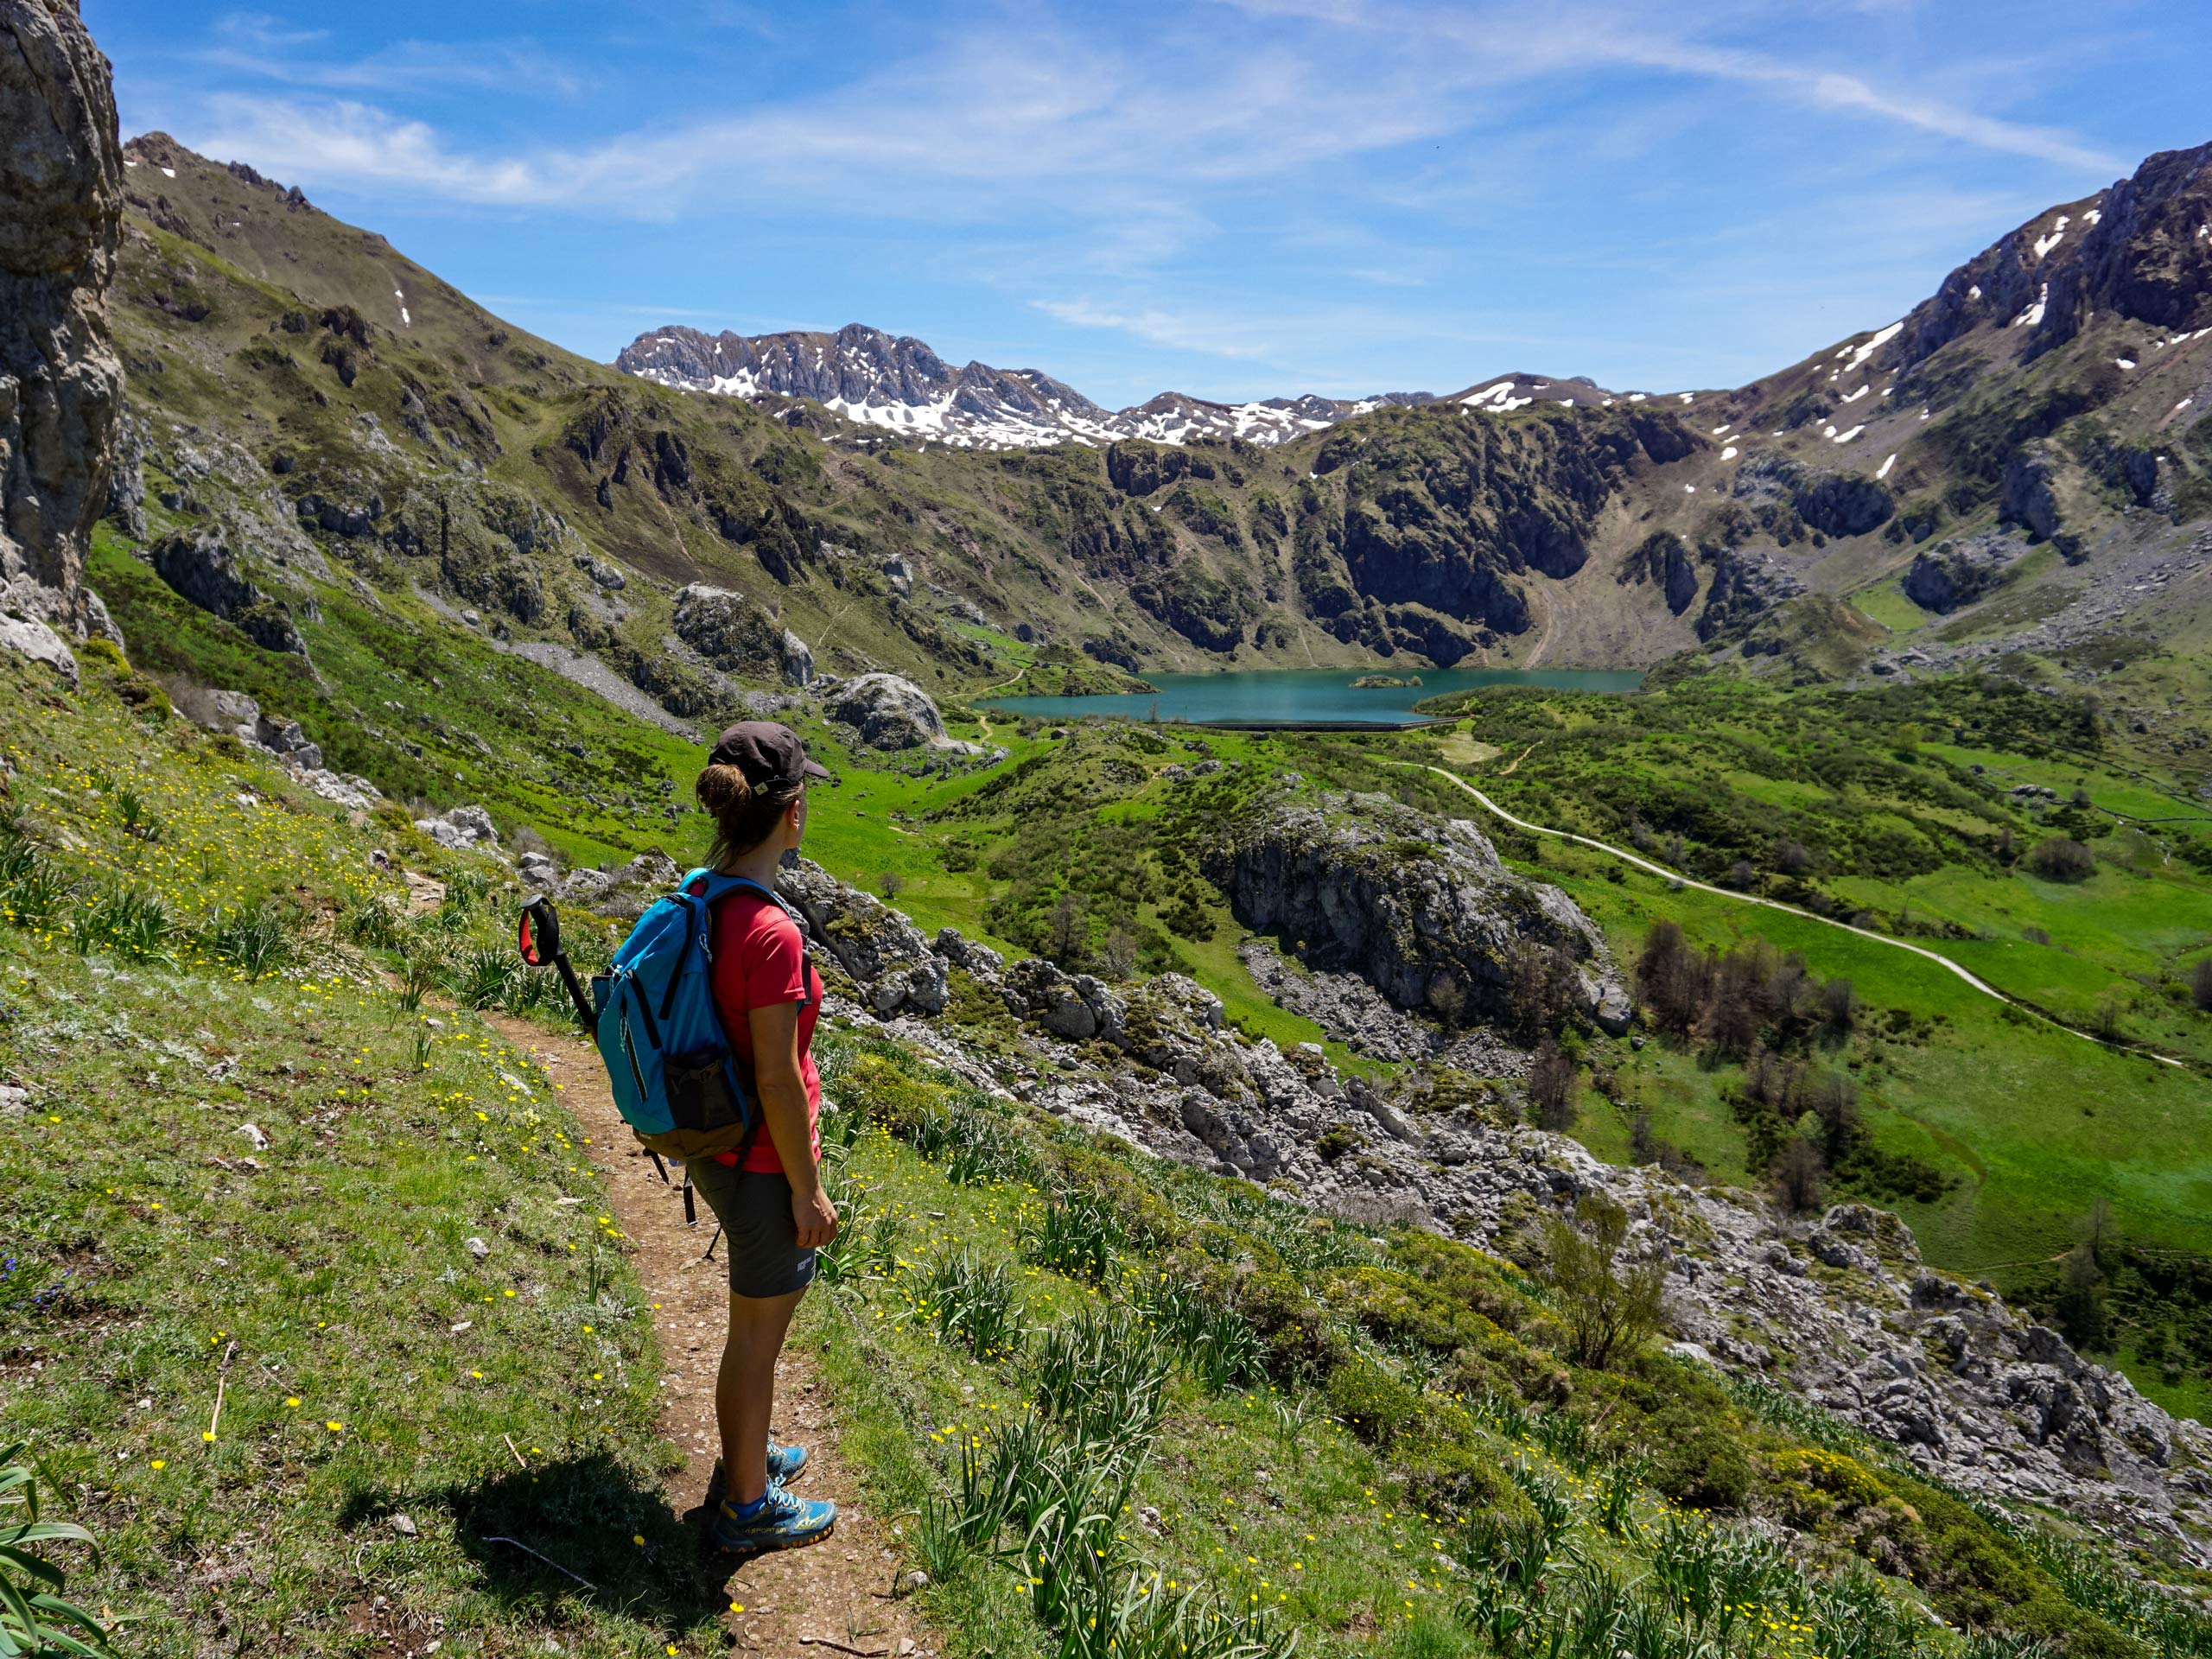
[0,0,124,676]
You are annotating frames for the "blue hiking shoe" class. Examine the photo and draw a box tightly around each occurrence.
[709,1480,836,1558]
[704,1442,808,1510]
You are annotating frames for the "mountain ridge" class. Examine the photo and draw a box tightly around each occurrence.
[613,319,1468,448]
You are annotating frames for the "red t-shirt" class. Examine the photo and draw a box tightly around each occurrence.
[707,890,823,1175]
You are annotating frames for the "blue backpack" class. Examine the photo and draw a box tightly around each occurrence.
[590,868,812,1162]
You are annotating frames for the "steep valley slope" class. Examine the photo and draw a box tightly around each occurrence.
[96,130,2212,734]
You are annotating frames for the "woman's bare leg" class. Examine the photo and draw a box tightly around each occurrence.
[717,1286,805,1507]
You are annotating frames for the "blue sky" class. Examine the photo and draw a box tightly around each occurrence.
[94,1,2209,406]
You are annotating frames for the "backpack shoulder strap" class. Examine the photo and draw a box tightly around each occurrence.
[708,874,817,1008]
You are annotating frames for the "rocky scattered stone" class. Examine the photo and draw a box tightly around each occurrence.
[575,551,626,590]
[281,768,375,811]
[826,672,950,749]
[1003,957,1124,1042]
[415,804,499,850]
[294,492,382,538]
[0,0,126,678]
[1204,793,1630,1034]
[836,957,2212,1554]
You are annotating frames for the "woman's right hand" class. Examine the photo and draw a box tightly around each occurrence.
[792,1182,840,1249]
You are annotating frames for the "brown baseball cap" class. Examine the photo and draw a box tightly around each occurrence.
[709,721,830,788]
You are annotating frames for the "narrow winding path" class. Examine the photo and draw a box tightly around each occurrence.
[491,1014,936,1658]
[1420,764,2190,1071]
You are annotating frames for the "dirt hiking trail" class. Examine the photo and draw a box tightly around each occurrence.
[489,1014,936,1658]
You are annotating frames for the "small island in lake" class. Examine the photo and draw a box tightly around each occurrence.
[1350,672,1422,689]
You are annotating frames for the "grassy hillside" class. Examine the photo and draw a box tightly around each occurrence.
[10,655,2212,1657]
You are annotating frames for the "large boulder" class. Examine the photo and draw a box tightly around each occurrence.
[1903,532,2026,614]
[826,672,947,749]
[1001,957,1123,1043]
[0,0,127,680]
[152,526,306,652]
[1202,792,1630,1033]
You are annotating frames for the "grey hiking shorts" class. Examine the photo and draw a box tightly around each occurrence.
[686,1160,817,1300]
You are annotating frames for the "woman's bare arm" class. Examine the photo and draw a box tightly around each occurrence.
[747,1000,837,1247]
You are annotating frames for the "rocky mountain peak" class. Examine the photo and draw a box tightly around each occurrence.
[615,321,1447,450]
[1881,138,2212,377]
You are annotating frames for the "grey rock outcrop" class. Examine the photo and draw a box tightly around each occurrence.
[671,582,815,687]
[1903,533,2027,614]
[152,526,306,653]
[0,0,126,679]
[1002,957,1124,1042]
[414,804,499,850]
[105,410,144,537]
[1731,454,1893,538]
[933,926,1004,982]
[775,856,947,1016]
[826,671,949,749]
[2002,442,2064,542]
[253,714,321,770]
[1203,792,1630,1035]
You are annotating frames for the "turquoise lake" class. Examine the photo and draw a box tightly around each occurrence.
[983,666,1644,727]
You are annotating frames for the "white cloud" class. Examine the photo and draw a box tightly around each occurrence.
[1031,299,1273,359]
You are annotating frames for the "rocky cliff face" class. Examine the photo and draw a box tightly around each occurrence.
[0,0,124,677]
[1885,141,2212,378]
[1203,792,1633,1038]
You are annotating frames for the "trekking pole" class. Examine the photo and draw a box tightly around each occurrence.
[518,897,671,1186]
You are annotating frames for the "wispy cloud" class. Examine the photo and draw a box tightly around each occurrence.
[1032,298,1274,359]
[1226,0,2129,171]
[196,10,586,99]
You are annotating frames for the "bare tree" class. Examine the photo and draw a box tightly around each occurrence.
[877,870,906,899]
[1098,926,1138,981]
[2190,957,2212,1014]
[1527,1039,1578,1130]
[1817,976,1858,1040]
[1046,890,1088,966]
[1772,1130,1827,1215]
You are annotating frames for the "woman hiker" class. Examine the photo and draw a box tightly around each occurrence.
[689,720,841,1557]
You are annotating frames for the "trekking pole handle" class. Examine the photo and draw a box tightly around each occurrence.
[519,898,597,1034]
